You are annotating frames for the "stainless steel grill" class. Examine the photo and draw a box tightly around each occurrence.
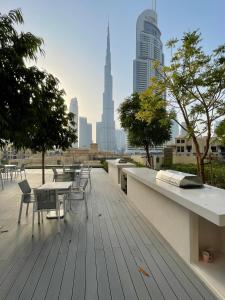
[115,158,127,163]
[156,170,203,188]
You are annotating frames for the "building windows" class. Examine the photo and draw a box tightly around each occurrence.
[181,139,185,143]
[177,146,180,152]
[181,146,184,152]
[211,146,217,153]
[177,139,180,143]
[186,146,192,152]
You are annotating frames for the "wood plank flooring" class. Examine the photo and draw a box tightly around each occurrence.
[0,169,218,300]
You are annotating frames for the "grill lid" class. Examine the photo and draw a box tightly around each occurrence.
[115,158,127,163]
[156,170,203,188]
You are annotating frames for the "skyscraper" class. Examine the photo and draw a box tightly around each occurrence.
[79,117,92,149]
[115,129,127,153]
[133,1,164,93]
[69,97,78,148]
[96,25,116,152]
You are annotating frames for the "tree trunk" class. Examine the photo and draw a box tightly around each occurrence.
[145,145,152,169]
[199,158,205,183]
[192,136,206,183]
[42,150,45,184]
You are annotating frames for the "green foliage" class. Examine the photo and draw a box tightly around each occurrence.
[215,120,225,146]
[101,160,108,173]
[118,92,171,150]
[0,9,77,183]
[166,163,225,190]
[125,158,144,168]
[0,9,44,147]
[21,71,77,153]
[140,30,225,181]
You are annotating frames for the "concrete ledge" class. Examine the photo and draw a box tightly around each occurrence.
[123,167,225,226]
[107,159,135,184]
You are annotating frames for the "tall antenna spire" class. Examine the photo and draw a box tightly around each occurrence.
[152,0,156,11]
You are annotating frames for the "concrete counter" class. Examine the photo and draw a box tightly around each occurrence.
[123,167,225,298]
[107,160,135,184]
[123,167,225,226]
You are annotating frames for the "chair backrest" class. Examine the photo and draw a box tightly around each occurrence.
[80,178,88,191]
[52,167,58,176]
[83,178,88,190]
[34,189,58,210]
[0,169,4,189]
[55,172,74,182]
[20,164,25,171]
[80,166,91,176]
[72,164,81,170]
[18,179,31,194]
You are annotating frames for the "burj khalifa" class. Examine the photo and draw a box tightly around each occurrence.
[96,25,116,152]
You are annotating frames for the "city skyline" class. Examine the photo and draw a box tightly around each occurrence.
[1,0,225,141]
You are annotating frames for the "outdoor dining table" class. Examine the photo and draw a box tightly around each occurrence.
[37,181,73,219]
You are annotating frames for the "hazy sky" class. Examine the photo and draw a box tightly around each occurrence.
[1,0,225,140]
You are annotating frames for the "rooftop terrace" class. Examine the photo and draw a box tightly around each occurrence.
[0,169,217,300]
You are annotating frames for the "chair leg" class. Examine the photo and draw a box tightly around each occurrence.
[38,212,40,225]
[1,181,3,190]
[84,193,88,219]
[41,211,44,223]
[26,203,29,215]
[18,200,23,224]
[89,175,92,189]
[63,197,67,219]
[32,210,35,237]
[56,207,60,233]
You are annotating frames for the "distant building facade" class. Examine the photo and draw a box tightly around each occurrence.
[69,97,78,148]
[131,3,174,150]
[173,135,225,164]
[96,25,116,152]
[115,129,127,153]
[79,117,92,149]
[168,120,180,145]
[133,3,164,93]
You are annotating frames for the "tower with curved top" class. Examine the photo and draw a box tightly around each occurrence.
[133,3,164,93]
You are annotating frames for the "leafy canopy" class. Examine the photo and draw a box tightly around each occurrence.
[118,93,171,149]
[0,9,44,146]
[215,120,225,146]
[16,70,77,153]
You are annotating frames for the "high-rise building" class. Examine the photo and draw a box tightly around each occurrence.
[115,129,127,153]
[69,97,78,148]
[180,122,187,136]
[96,25,116,152]
[79,117,92,149]
[168,120,180,144]
[133,1,164,93]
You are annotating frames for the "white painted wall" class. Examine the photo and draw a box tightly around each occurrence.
[127,175,199,262]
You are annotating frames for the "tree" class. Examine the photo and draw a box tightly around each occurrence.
[118,93,171,167]
[215,120,225,146]
[22,71,77,184]
[139,31,225,182]
[0,9,44,146]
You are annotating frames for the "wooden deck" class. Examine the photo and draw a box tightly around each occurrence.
[0,169,218,300]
